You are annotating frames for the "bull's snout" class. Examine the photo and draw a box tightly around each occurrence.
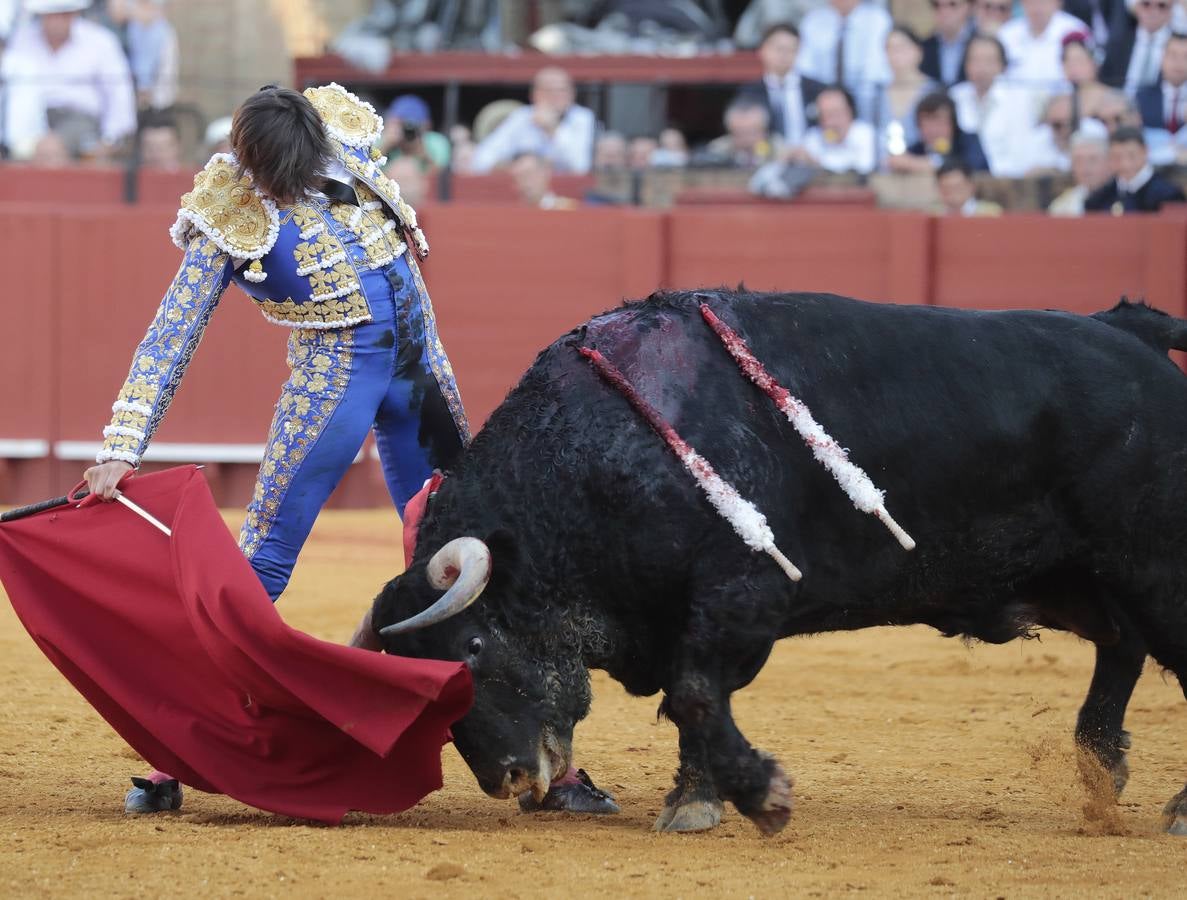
[481,742,569,802]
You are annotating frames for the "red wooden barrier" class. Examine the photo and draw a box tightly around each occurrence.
[419,205,667,424]
[0,206,57,501]
[933,214,1187,315]
[667,208,933,304]
[3,201,1185,506]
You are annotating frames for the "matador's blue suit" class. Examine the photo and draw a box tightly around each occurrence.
[97,84,470,600]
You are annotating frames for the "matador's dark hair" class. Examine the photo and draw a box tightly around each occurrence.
[230,85,333,206]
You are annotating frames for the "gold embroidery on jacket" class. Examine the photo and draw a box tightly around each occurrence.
[98,235,230,464]
[239,327,355,559]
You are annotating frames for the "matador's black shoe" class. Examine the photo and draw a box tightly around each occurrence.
[519,767,620,814]
[124,775,183,813]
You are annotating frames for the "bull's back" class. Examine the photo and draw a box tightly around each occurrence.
[537,291,1187,605]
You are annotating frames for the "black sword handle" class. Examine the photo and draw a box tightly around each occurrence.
[0,487,90,524]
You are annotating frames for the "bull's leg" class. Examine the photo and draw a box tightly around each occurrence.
[665,647,793,836]
[1074,626,1146,796]
[653,719,723,832]
[1129,626,1187,834]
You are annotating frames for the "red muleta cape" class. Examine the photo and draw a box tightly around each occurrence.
[0,465,472,824]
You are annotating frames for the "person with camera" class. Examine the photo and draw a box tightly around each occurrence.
[381,94,451,172]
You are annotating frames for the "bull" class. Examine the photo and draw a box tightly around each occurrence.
[370,290,1187,836]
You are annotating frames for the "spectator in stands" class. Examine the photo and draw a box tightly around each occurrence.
[654,127,690,167]
[973,0,1014,35]
[998,0,1089,91]
[117,0,178,111]
[1025,92,1082,170]
[1062,35,1111,122]
[699,97,778,166]
[1100,0,1173,94]
[593,131,629,170]
[1136,30,1187,131]
[735,23,825,150]
[138,113,181,170]
[1085,125,1185,210]
[629,136,659,170]
[888,91,990,173]
[204,116,232,156]
[1049,129,1112,213]
[470,67,596,174]
[922,0,975,85]
[30,129,71,166]
[382,94,450,172]
[951,33,1045,175]
[448,123,476,173]
[878,27,938,159]
[1,0,136,161]
[796,0,892,119]
[792,85,876,174]
[1092,87,1143,131]
[386,154,431,207]
[510,151,578,209]
[935,159,1003,214]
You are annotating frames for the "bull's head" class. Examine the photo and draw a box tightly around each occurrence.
[373,534,590,803]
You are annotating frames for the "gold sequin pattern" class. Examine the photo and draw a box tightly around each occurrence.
[303,85,382,148]
[238,328,355,559]
[98,236,231,463]
[253,293,371,327]
[180,158,274,256]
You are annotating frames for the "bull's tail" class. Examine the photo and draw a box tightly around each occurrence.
[1093,298,1187,355]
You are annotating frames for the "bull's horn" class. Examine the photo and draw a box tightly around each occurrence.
[378,537,492,636]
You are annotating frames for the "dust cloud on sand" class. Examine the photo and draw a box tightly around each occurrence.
[0,510,1183,898]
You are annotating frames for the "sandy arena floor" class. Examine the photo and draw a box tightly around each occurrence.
[0,510,1183,898]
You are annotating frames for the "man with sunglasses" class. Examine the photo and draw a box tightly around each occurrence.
[1101,0,1174,94]
[922,0,975,85]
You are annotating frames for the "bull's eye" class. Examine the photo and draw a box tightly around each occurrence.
[466,637,484,657]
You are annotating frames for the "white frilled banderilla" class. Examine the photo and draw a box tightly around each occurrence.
[698,303,915,552]
[578,306,914,583]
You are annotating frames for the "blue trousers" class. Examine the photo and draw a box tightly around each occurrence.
[238,255,465,600]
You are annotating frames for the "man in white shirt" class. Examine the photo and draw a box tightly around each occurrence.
[470,66,597,174]
[1101,0,1173,95]
[1,0,136,160]
[997,0,1089,91]
[797,0,892,120]
[792,86,877,174]
[950,33,1046,176]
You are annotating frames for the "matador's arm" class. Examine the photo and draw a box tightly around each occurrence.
[96,235,233,466]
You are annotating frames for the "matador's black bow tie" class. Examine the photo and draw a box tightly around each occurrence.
[319,177,359,207]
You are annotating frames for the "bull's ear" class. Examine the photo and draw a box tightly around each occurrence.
[483,529,519,595]
[369,574,402,635]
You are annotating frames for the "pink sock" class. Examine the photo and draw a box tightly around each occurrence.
[145,770,173,784]
[551,766,580,786]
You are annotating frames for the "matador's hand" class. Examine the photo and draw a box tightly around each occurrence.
[83,461,134,500]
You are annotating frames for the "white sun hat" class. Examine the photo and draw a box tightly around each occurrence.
[26,0,92,14]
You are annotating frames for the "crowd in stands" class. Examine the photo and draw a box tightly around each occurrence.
[0,0,179,165]
[4,0,1187,216]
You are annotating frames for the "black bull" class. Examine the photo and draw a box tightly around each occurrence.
[372,290,1187,836]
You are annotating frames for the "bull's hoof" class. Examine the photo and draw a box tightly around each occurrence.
[1162,790,1187,836]
[518,768,619,815]
[744,757,794,837]
[653,798,723,833]
[125,776,182,814]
